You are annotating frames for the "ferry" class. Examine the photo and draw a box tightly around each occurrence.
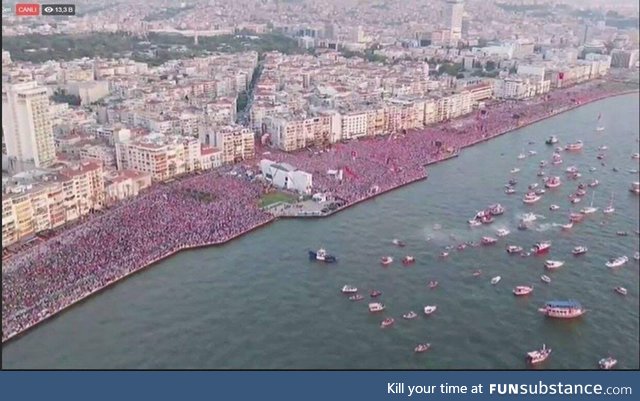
[349,294,364,301]
[414,343,431,353]
[482,236,498,245]
[527,344,552,365]
[545,176,561,189]
[423,305,437,315]
[572,246,588,255]
[540,275,551,284]
[532,241,551,254]
[381,256,394,266]
[506,245,524,254]
[402,256,415,265]
[599,357,617,370]
[380,317,395,328]
[538,300,586,319]
[392,239,406,247]
[513,286,534,296]
[342,285,358,294]
[309,248,337,263]
[403,311,418,319]
[546,136,559,145]
[605,256,628,268]
[614,287,627,296]
[565,140,583,151]
[428,280,439,289]
[630,182,640,195]
[369,302,385,312]
[496,228,510,237]
[549,204,560,211]
[545,260,564,269]
[523,192,542,204]
[489,204,505,215]
[491,276,501,285]
[370,290,382,298]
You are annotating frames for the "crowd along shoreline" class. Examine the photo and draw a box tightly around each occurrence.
[2,86,639,345]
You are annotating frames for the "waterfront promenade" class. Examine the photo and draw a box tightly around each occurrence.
[2,79,638,344]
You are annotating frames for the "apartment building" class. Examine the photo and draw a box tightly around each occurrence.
[212,126,255,164]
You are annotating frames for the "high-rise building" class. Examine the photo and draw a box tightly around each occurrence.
[2,81,56,171]
[445,0,464,43]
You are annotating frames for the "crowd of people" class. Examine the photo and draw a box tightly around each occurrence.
[2,78,635,342]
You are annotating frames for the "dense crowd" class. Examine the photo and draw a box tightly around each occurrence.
[2,79,635,342]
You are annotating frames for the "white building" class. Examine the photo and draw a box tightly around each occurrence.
[2,81,56,171]
[445,0,464,43]
[260,159,312,194]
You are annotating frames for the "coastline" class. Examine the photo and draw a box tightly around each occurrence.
[2,87,639,345]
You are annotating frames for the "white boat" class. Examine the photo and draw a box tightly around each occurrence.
[572,246,588,255]
[402,256,415,265]
[528,150,537,156]
[369,302,385,312]
[599,357,617,370]
[634,251,640,261]
[546,136,559,145]
[510,167,521,174]
[521,213,537,223]
[561,221,573,230]
[535,188,546,195]
[606,256,628,268]
[506,245,523,254]
[505,187,516,194]
[571,197,581,204]
[491,276,501,285]
[632,153,640,160]
[392,238,406,247]
[588,179,599,188]
[598,145,608,151]
[537,170,546,177]
[381,256,394,266]
[517,152,526,160]
[522,192,542,204]
[545,176,561,188]
[566,166,579,174]
[614,287,627,296]
[580,191,598,214]
[565,140,583,151]
[603,193,615,214]
[540,160,547,167]
[423,305,437,315]
[496,228,510,237]
[482,236,498,245]
[403,311,418,319]
[469,219,482,227]
[380,317,395,328]
[544,260,565,269]
[414,343,431,353]
[540,275,551,284]
[549,204,560,211]
[528,183,539,190]
[513,285,534,296]
[342,285,358,294]
[631,182,640,195]
[349,294,364,301]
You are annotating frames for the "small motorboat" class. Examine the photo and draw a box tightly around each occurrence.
[472,269,482,277]
[369,302,385,312]
[561,221,574,230]
[349,294,364,301]
[510,168,521,174]
[508,178,518,186]
[572,246,588,255]
[505,187,516,195]
[491,276,501,285]
[589,167,597,172]
[469,219,482,227]
[569,213,584,222]
[309,248,337,263]
[580,206,598,214]
[545,176,561,189]
[342,285,358,294]
[539,160,548,167]
[457,243,467,251]
[565,140,583,151]
[528,150,537,156]
[496,228,510,237]
[517,153,526,160]
[546,136,558,145]
[414,343,431,353]
[598,145,608,151]
[392,239,406,247]
[380,317,395,328]
[533,241,552,254]
[606,256,628,268]
[482,236,498,245]
[540,275,551,284]
[489,203,505,215]
[403,311,418,319]
[566,166,579,174]
[576,188,587,196]
[549,204,560,211]
[381,256,394,266]
[616,231,629,237]
[522,192,542,204]
[588,179,599,188]
[634,251,640,261]
[527,344,552,365]
[537,170,546,177]
[599,357,617,370]
[428,280,439,289]
[545,260,565,269]
[370,290,382,298]
[632,153,640,160]
[529,183,539,190]
[613,167,619,172]
[597,153,606,160]
[423,305,437,315]
[402,256,415,265]
[506,245,523,254]
[571,197,581,204]
[535,188,546,195]
[440,251,449,258]
[513,285,534,296]
[614,287,627,296]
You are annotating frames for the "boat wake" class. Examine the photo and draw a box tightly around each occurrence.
[536,223,555,232]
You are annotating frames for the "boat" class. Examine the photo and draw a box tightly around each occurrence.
[545,176,561,189]
[603,193,615,214]
[630,182,640,195]
[522,192,542,204]
[469,219,482,227]
[555,146,563,153]
[538,300,586,319]
[381,256,394,266]
[370,290,382,298]
[369,302,385,312]
[481,215,494,224]
[403,311,418,319]
[521,213,537,223]
[588,179,599,188]
[527,344,552,364]
[528,183,539,190]
[546,136,559,145]
[309,248,337,263]
[506,245,523,254]
[414,343,431,353]
[537,170,546,177]
[505,187,516,195]
[489,204,505,215]
[423,305,437,315]
[517,152,526,160]
[572,246,588,255]
[571,197,581,204]
[392,239,406,247]
[380,317,395,328]
[634,251,640,261]
[349,294,364,301]
[402,256,415,265]
[540,275,551,284]
[533,241,551,254]
[491,276,501,285]
[472,269,482,276]
[597,153,606,160]
[549,204,560,211]
[341,285,358,294]
[605,256,628,268]
[508,178,518,186]
[569,213,584,222]
[565,140,583,151]
[539,160,548,167]
[614,287,627,296]
[528,150,537,156]
[457,243,467,251]
[510,168,520,174]
[632,153,640,160]
[535,188,546,195]
[576,188,587,196]
[598,145,608,151]
[566,166,579,174]
[545,260,564,269]
[496,228,510,237]
[628,169,639,174]
[551,154,563,165]
[482,236,498,245]
[560,221,574,230]
[599,357,617,370]
[440,251,449,258]
[513,285,534,296]
[428,280,439,289]
[616,231,628,237]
